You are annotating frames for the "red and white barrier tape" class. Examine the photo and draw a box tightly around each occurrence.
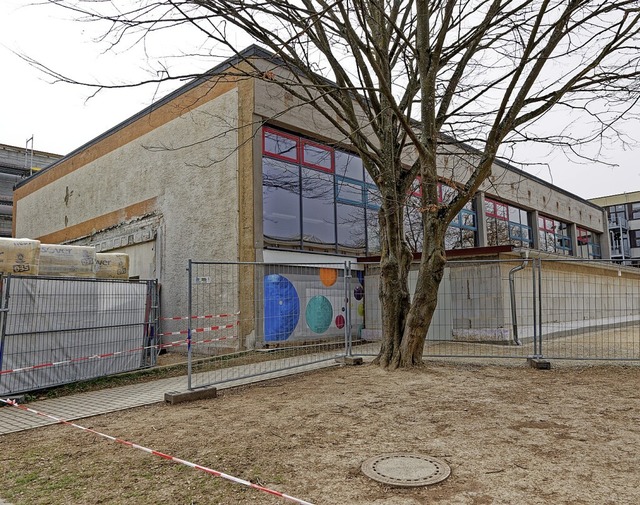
[0,398,314,505]
[158,322,238,337]
[0,333,238,377]
[160,311,240,321]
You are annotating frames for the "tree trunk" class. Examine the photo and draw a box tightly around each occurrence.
[399,236,447,366]
[372,193,413,369]
[373,192,448,368]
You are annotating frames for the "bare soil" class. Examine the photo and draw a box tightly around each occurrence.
[1,360,639,505]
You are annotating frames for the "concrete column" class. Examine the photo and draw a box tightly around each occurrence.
[570,223,579,257]
[530,210,540,251]
[475,191,488,248]
[600,209,611,260]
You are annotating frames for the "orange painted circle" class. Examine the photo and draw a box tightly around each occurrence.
[319,268,338,287]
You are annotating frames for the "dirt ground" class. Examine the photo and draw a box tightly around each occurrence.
[1,360,639,505]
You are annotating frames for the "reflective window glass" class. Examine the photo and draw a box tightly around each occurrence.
[262,159,301,242]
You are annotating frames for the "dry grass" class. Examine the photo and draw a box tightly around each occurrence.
[1,359,639,505]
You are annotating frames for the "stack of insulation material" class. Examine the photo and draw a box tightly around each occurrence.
[95,252,130,279]
[0,238,41,276]
[38,244,97,278]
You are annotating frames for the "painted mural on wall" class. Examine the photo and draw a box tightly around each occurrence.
[263,267,365,342]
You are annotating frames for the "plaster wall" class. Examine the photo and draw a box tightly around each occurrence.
[14,89,241,327]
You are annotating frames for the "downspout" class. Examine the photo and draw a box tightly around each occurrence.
[509,251,529,346]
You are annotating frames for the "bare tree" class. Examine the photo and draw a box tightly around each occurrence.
[39,0,640,368]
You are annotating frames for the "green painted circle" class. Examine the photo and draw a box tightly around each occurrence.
[305,295,333,333]
[357,302,365,317]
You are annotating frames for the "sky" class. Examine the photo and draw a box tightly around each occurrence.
[1,0,639,200]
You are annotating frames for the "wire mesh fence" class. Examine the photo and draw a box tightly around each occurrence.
[186,257,640,390]
[536,258,640,360]
[186,261,355,390]
[0,275,158,396]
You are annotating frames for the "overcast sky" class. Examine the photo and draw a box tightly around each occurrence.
[1,0,639,200]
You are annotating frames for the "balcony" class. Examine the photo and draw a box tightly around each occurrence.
[610,244,631,259]
[608,216,628,230]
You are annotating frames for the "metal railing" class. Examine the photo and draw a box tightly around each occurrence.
[185,257,640,390]
[0,275,158,396]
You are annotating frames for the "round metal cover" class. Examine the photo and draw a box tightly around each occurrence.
[361,453,451,487]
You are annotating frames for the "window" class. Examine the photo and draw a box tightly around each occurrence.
[440,183,477,250]
[263,128,299,162]
[301,140,333,172]
[262,158,301,244]
[485,198,531,248]
[538,216,571,255]
[631,203,640,220]
[576,227,601,259]
[301,168,335,245]
[262,127,379,254]
[335,150,364,181]
[629,230,640,249]
[607,204,627,226]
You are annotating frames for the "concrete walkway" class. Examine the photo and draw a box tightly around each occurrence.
[0,357,341,436]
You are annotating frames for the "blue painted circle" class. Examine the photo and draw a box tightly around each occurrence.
[264,274,300,341]
[354,285,364,301]
[305,295,333,334]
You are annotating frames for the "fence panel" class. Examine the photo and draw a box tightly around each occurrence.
[538,259,640,360]
[185,257,640,382]
[354,259,537,360]
[0,276,158,396]
[187,261,352,390]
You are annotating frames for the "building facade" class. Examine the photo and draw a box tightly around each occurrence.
[12,46,609,338]
[0,143,62,237]
[590,191,640,266]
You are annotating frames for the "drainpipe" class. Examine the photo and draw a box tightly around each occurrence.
[509,251,529,346]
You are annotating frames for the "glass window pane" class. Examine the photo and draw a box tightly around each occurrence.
[335,150,363,180]
[301,168,335,244]
[461,210,476,229]
[336,178,364,204]
[302,141,333,171]
[441,184,456,204]
[366,184,381,209]
[337,204,366,249]
[404,198,423,252]
[264,129,298,161]
[366,208,381,254]
[262,159,301,242]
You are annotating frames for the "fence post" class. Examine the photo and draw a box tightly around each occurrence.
[532,257,538,358]
[537,257,544,358]
[344,261,352,357]
[0,276,10,370]
[187,260,193,391]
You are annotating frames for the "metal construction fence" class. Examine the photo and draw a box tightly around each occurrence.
[186,257,640,390]
[0,275,159,396]
[186,261,355,390]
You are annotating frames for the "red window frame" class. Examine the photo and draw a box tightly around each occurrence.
[485,198,508,220]
[539,216,557,233]
[262,127,300,163]
[301,139,334,173]
[577,227,590,245]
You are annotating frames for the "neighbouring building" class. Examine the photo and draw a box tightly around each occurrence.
[0,143,62,237]
[590,191,640,266]
[12,46,610,344]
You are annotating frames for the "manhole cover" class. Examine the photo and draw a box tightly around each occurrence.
[361,453,450,487]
